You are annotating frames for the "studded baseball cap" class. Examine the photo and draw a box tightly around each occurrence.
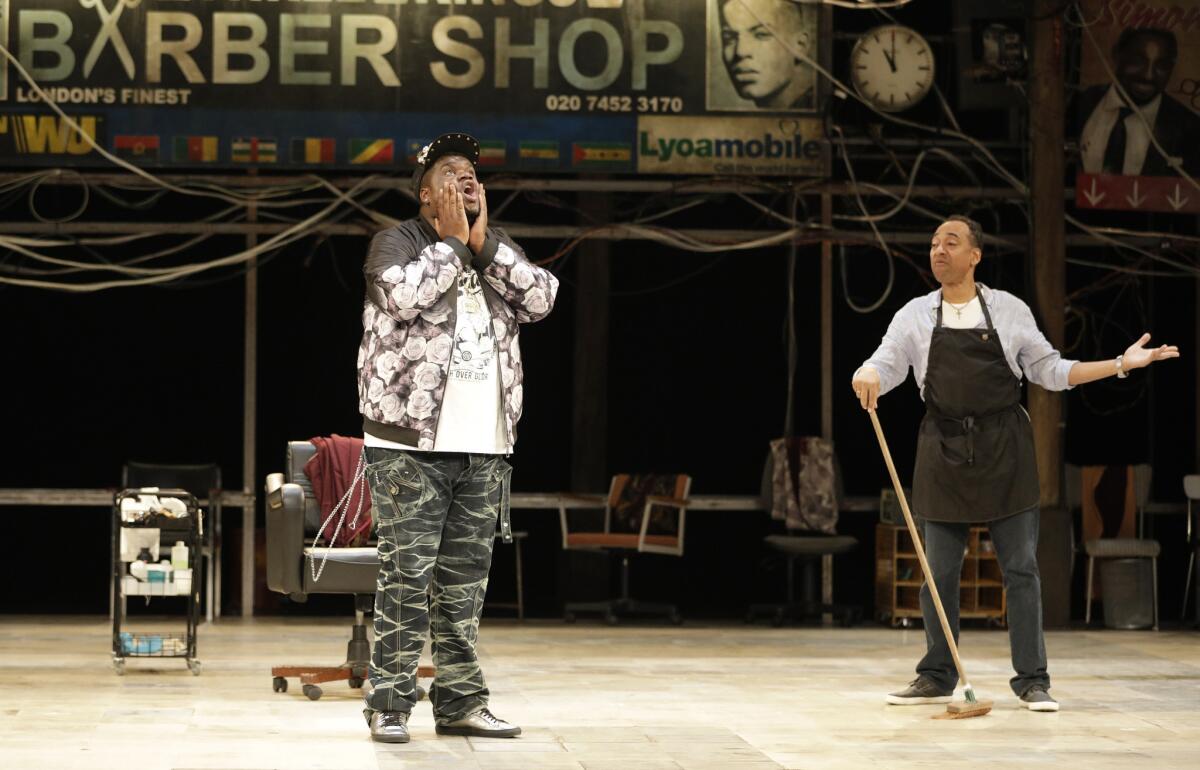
[410,132,480,197]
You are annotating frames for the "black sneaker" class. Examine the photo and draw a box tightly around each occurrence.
[886,677,954,705]
[1020,685,1059,712]
[435,707,521,738]
[369,710,411,743]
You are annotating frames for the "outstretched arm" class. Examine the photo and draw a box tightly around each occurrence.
[1067,333,1180,385]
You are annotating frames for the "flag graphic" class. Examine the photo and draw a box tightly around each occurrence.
[113,135,159,161]
[172,136,218,163]
[290,137,335,164]
[350,138,394,165]
[478,140,506,167]
[519,140,559,163]
[232,137,277,163]
[571,141,631,168]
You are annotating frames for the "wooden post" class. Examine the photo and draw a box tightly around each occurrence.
[566,193,611,608]
[1028,1,1066,510]
[821,192,833,443]
[820,192,834,620]
[571,192,609,493]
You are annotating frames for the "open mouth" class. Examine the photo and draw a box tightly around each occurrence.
[461,181,478,202]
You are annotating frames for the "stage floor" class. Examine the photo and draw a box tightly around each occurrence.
[0,616,1196,769]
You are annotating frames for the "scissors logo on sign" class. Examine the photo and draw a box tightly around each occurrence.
[79,0,142,79]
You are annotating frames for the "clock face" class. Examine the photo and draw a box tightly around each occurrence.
[850,25,935,113]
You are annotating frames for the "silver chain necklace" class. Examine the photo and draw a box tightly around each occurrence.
[945,298,975,319]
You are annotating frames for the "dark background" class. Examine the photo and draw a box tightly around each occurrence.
[1,1,1197,625]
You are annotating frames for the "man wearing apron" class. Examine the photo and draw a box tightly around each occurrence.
[852,215,1179,713]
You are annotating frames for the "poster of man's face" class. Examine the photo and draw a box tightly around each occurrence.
[707,0,818,112]
[1077,0,1200,178]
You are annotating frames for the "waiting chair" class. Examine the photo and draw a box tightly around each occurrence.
[560,474,690,625]
[746,437,860,627]
[265,441,433,700]
[1182,475,1200,621]
[122,462,222,623]
[1068,464,1159,630]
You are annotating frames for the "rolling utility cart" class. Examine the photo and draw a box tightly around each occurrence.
[112,488,203,675]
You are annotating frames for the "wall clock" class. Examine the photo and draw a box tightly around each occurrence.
[850,25,935,113]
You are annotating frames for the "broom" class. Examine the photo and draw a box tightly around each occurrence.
[868,408,992,719]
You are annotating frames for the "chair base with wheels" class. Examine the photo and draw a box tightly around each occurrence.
[564,553,683,625]
[269,597,435,701]
[746,534,860,628]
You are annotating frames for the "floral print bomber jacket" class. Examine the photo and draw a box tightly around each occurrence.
[358,217,558,452]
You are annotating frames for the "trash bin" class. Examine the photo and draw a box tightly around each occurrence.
[1099,557,1154,630]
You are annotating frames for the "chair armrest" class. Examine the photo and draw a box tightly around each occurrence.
[638,496,687,555]
[265,475,307,597]
[265,473,285,508]
[558,493,608,548]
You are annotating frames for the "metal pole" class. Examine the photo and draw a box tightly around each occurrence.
[820,192,834,621]
[241,182,258,618]
[0,219,1152,248]
[783,190,798,437]
[821,193,833,442]
[0,169,1055,198]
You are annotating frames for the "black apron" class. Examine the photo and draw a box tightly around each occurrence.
[911,291,1040,523]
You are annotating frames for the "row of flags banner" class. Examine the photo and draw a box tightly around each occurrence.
[109,135,633,168]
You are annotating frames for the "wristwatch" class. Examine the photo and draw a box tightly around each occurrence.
[1115,354,1128,379]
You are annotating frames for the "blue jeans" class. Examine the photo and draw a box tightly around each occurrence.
[916,507,1050,696]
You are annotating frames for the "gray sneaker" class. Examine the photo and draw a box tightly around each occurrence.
[1020,685,1059,712]
[886,677,954,705]
[369,710,410,743]
[435,707,521,738]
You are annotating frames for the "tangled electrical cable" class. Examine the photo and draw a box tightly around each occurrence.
[730,0,1200,292]
[0,40,404,292]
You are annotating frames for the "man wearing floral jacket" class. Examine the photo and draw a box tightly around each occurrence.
[357,132,558,743]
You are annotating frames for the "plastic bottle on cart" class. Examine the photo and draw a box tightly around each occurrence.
[171,541,189,570]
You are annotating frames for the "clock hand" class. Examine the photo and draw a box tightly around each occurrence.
[882,47,896,73]
[889,30,897,73]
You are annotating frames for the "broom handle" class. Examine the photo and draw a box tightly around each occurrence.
[868,408,972,690]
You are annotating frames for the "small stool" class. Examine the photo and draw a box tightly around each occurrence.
[747,534,860,627]
[489,530,528,620]
[1084,538,1160,630]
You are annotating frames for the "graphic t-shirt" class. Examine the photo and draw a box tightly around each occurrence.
[365,267,506,454]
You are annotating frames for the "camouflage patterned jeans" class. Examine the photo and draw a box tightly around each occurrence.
[363,447,510,719]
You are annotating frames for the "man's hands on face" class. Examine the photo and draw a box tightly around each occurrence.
[851,367,881,411]
[433,183,470,245]
[468,182,488,256]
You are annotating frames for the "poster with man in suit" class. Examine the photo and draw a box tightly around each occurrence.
[1077,4,1200,179]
